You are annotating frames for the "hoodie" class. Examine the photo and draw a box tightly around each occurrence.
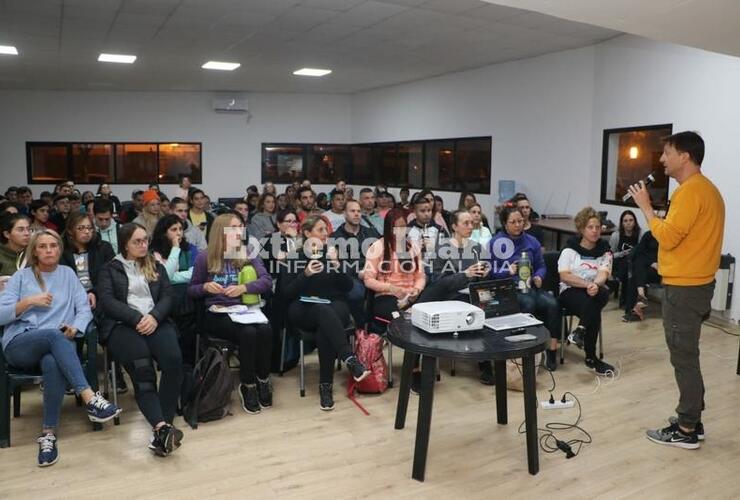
[486,231,545,282]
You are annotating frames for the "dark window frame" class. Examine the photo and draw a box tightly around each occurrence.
[261,136,492,194]
[26,141,203,184]
[600,124,672,209]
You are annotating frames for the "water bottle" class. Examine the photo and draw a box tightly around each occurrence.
[518,251,531,293]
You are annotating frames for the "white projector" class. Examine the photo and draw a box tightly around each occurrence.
[411,301,485,334]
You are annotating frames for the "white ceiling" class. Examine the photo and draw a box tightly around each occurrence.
[483,0,740,59]
[0,0,620,93]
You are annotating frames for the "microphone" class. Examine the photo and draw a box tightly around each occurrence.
[622,172,656,202]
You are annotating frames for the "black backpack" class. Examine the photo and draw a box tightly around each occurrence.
[182,347,234,429]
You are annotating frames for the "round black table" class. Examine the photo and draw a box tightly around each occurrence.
[388,318,548,481]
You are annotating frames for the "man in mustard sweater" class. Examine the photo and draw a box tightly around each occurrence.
[628,131,724,449]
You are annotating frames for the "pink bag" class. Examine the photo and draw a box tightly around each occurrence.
[347,329,389,415]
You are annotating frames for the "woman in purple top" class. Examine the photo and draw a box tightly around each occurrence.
[189,213,273,415]
[487,206,561,372]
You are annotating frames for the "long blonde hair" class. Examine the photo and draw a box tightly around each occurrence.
[27,229,63,291]
[207,213,247,273]
[119,223,159,282]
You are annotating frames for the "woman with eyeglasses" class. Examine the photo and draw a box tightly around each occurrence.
[0,229,120,467]
[97,223,184,457]
[0,213,30,280]
[487,206,560,372]
[189,214,273,414]
[60,212,115,312]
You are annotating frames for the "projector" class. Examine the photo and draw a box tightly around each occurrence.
[411,301,485,334]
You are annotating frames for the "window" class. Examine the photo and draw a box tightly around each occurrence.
[424,141,455,190]
[28,144,68,183]
[263,137,491,193]
[116,144,158,184]
[601,124,671,208]
[159,143,202,184]
[308,145,349,184]
[26,142,202,184]
[262,144,305,183]
[73,144,114,184]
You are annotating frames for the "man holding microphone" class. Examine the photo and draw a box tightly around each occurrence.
[628,131,725,449]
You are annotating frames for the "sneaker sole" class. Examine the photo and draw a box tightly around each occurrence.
[238,389,261,415]
[172,428,184,450]
[148,444,168,457]
[87,408,123,423]
[646,434,700,449]
[259,402,272,409]
[586,365,614,377]
[319,404,335,411]
[38,456,58,467]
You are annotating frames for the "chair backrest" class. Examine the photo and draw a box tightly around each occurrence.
[542,251,561,296]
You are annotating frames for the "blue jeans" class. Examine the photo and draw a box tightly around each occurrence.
[3,329,91,429]
[517,288,561,340]
[347,277,367,327]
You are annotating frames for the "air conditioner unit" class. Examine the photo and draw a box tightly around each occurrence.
[212,97,248,113]
[711,254,735,311]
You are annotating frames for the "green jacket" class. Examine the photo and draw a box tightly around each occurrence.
[0,244,25,277]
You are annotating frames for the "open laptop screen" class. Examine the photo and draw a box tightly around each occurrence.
[469,279,520,318]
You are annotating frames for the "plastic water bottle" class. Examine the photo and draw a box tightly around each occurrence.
[518,251,531,293]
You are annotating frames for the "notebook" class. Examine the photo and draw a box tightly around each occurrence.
[468,280,542,331]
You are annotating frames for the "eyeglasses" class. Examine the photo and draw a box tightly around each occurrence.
[283,219,298,224]
[130,238,148,247]
[76,225,94,232]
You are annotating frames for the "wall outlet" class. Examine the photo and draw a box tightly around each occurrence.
[541,399,575,410]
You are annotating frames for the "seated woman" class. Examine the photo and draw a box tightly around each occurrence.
[98,223,184,457]
[468,203,492,247]
[513,194,544,246]
[622,231,660,322]
[280,215,369,411]
[0,229,120,467]
[189,213,273,414]
[609,210,642,307]
[0,213,30,289]
[132,190,162,236]
[364,208,426,323]
[250,193,278,240]
[150,214,198,286]
[487,206,561,372]
[30,199,58,233]
[557,207,615,375]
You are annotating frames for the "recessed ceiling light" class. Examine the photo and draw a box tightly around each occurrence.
[98,53,136,64]
[202,61,240,71]
[293,68,332,77]
[0,45,19,55]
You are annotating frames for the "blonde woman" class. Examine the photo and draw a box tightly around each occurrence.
[98,223,184,457]
[188,214,273,414]
[0,229,120,467]
[468,203,492,247]
[132,189,162,235]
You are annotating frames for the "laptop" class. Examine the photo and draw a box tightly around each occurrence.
[468,279,543,331]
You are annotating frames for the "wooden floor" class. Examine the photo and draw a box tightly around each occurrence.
[2,301,739,499]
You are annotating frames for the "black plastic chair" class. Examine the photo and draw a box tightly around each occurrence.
[296,319,356,397]
[0,322,102,448]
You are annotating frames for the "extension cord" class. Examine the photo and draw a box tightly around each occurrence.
[541,399,575,410]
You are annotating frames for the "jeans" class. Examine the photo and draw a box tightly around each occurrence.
[663,283,714,428]
[346,278,367,327]
[4,329,91,429]
[517,288,561,340]
[107,322,183,427]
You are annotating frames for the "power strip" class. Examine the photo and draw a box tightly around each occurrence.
[541,399,575,410]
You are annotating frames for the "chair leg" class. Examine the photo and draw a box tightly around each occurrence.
[12,387,20,418]
[194,333,201,364]
[279,327,287,376]
[450,359,456,377]
[435,357,441,382]
[111,361,120,426]
[0,381,10,448]
[103,348,110,399]
[299,338,305,398]
[387,341,394,388]
[560,316,567,364]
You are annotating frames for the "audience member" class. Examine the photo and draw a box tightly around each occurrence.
[151,214,198,286]
[622,231,660,322]
[175,175,193,201]
[120,190,144,223]
[407,194,449,280]
[133,190,162,235]
[50,194,71,231]
[358,188,383,234]
[280,215,369,411]
[96,183,122,214]
[514,195,544,245]
[0,213,30,280]
[557,206,615,375]
[609,209,643,307]
[250,193,278,240]
[189,214,273,414]
[98,223,183,456]
[69,194,82,214]
[324,189,346,231]
[468,203,492,247]
[30,199,58,233]
[187,189,213,240]
[172,197,207,251]
[93,198,121,254]
[0,229,120,467]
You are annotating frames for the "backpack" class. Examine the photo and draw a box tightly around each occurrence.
[347,329,388,415]
[182,347,234,429]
